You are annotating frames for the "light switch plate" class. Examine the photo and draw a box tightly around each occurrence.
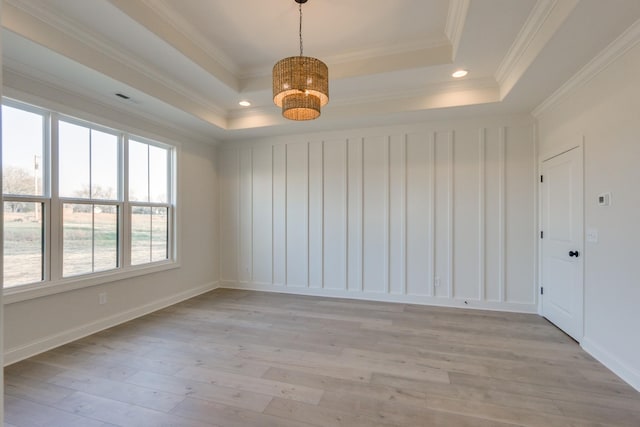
[586,228,599,243]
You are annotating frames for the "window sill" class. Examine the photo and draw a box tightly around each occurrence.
[2,261,180,305]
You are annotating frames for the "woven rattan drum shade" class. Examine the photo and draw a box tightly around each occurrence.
[273,56,329,120]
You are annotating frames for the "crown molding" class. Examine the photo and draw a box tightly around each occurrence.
[495,0,579,99]
[495,0,557,84]
[239,36,452,80]
[445,0,470,60]
[3,0,228,127]
[139,0,239,76]
[532,18,640,118]
[5,0,228,116]
[109,0,239,91]
[240,43,453,93]
[227,77,500,131]
[331,77,498,108]
[3,66,219,146]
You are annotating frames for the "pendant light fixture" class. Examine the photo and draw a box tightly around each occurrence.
[273,0,329,121]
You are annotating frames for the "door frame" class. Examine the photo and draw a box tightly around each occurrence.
[538,138,585,341]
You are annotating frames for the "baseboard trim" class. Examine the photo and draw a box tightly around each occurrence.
[3,281,220,366]
[581,337,640,392]
[220,281,537,314]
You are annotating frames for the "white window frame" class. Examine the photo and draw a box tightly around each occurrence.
[2,99,179,304]
[2,100,51,286]
[125,135,175,267]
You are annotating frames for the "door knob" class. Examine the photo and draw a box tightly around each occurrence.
[569,250,580,258]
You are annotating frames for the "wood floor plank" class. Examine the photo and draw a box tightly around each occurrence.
[53,391,212,427]
[449,372,640,413]
[318,389,522,427]
[170,397,314,427]
[47,369,186,412]
[370,373,564,416]
[4,394,105,427]
[4,360,65,381]
[5,372,75,405]
[174,366,324,404]
[124,370,273,413]
[30,351,139,382]
[262,367,436,409]
[5,289,639,427]
[264,397,397,427]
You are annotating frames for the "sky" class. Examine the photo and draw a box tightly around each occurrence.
[2,105,169,202]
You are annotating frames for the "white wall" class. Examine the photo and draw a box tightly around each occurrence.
[219,116,537,312]
[537,30,640,390]
[2,80,220,365]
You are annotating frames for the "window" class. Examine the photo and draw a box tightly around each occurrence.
[129,139,171,265]
[59,119,120,277]
[2,100,176,292]
[2,104,47,288]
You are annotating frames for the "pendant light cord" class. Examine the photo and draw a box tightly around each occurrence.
[299,2,304,56]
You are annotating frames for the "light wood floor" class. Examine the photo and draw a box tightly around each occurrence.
[4,289,640,427]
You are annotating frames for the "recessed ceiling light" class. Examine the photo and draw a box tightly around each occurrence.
[452,69,468,78]
[239,100,251,107]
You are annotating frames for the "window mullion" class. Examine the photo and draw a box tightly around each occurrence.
[148,209,153,263]
[91,205,96,273]
[147,144,151,203]
[89,129,93,199]
[123,135,131,268]
[49,113,62,282]
[42,112,52,282]
[170,147,178,263]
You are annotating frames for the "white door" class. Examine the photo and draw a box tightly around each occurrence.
[541,146,583,341]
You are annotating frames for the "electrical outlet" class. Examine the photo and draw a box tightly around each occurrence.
[434,276,441,287]
[99,292,107,305]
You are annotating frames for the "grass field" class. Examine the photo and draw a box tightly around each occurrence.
[4,207,167,287]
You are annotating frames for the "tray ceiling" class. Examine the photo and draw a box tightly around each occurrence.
[3,0,640,142]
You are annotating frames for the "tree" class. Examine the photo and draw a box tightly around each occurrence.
[3,166,37,213]
[73,184,116,200]
[3,166,34,195]
[72,185,117,213]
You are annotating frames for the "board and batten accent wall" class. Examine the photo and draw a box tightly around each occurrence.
[220,118,537,312]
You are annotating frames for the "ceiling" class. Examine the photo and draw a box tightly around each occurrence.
[2,0,640,143]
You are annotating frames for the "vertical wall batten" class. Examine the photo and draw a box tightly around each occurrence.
[479,128,486,301]
[448,132,454,299]
[384,136,390,295]
[271,145,275,284]
[402,134,408,295]
[321,141,325,289]
[387,136,392,294]
[532,124,539,305]
[429,132,436,297]
[285,144,288,286]
[343,142,348,290]
[498,127,507,302]
[250,149,254,282]
[361,138,365,293]
[307,142,310,288]
[345,140,349,290]
[236,149,241,283]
